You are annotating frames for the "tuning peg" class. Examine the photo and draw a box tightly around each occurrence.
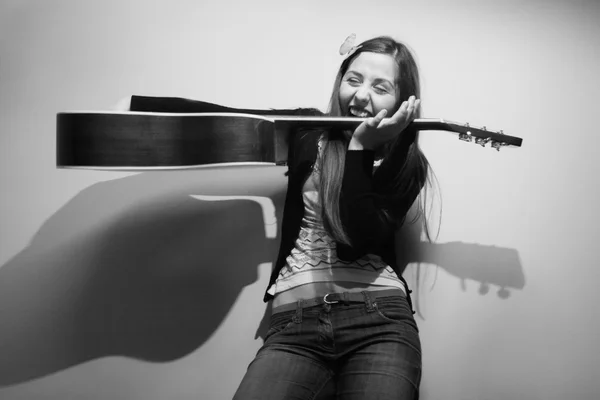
[475,137,491,147]
[459,131,473,142]
[459,125,473,142]
[491,141,508,151]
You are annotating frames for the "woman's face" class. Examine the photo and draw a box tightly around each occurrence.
[339,52,400,118]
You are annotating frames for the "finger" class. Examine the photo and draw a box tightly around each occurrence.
[374,109,387,124]
[366,109,387,127]
[405,95,416,117]
[388,100,409,124]
[410,99,421,120]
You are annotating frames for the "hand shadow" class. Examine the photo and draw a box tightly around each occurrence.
[0,167,285,387]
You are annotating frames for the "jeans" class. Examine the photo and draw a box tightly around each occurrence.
[233,291,421,400]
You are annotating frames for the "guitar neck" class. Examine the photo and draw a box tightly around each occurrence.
[273,116,463,130]
[271,116,522,148]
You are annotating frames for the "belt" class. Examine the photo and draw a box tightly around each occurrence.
[271,288,405,315]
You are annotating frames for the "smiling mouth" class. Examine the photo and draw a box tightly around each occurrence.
[348,107,372,118]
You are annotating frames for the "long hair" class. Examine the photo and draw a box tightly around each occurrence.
[319,36,435,245]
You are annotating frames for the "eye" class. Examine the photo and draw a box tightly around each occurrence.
[374,85,389,94]
[346,77,360,86]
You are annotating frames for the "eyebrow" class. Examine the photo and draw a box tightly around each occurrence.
[345,70,395,87]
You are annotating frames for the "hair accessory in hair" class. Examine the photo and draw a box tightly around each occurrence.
[339,33,362,58]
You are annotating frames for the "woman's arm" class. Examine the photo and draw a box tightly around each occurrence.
[338,149,395,251]
[336,97,421,259]
[336,146,426,260]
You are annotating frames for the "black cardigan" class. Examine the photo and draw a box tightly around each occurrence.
[130,95,420,312]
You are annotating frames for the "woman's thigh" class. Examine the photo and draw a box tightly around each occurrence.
[335,339,421,400]
[233,309,333,400]
[233,347,333,400]
[335,297,422,400]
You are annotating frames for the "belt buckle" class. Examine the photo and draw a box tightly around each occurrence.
[323,293,339,304]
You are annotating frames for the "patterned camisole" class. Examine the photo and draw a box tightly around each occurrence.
[266,156,406,297]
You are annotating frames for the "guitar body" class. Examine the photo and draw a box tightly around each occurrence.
[56,112,522,170]
[57,112,288,169]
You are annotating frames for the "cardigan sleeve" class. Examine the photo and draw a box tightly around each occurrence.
[336,132,425,260]
[336,150,395,259]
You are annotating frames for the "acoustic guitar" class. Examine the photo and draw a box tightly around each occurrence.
[56,111,522,170]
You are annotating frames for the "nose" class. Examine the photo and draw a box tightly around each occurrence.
[353,86,370,105]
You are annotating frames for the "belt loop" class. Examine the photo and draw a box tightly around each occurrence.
[293,299,303,323]
[361,291,375,312]
[342,292,350,305]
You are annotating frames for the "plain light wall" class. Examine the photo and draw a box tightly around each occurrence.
[1,0,599,399]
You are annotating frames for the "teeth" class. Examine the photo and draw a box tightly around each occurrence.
[349,107,370,118]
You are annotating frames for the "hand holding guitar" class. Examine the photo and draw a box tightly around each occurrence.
[349,96,421,150]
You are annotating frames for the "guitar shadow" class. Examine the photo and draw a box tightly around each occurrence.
[0,167,285,387]
[0,168,525,388]
[394,213,525,317]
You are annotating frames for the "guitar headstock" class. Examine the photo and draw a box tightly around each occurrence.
[415,119,522,150]
[456,123,516,151]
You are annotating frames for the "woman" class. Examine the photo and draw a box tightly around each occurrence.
[126,35,431,399]
[232,36,430,400]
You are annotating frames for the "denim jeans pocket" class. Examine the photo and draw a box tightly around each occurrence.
[265,310,297,340]
[373,297,422,354]
[373,297,418,329]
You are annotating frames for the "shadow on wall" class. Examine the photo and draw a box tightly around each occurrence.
[0,167,284,387]
[395,213,526,317]
[0,167,525,388]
